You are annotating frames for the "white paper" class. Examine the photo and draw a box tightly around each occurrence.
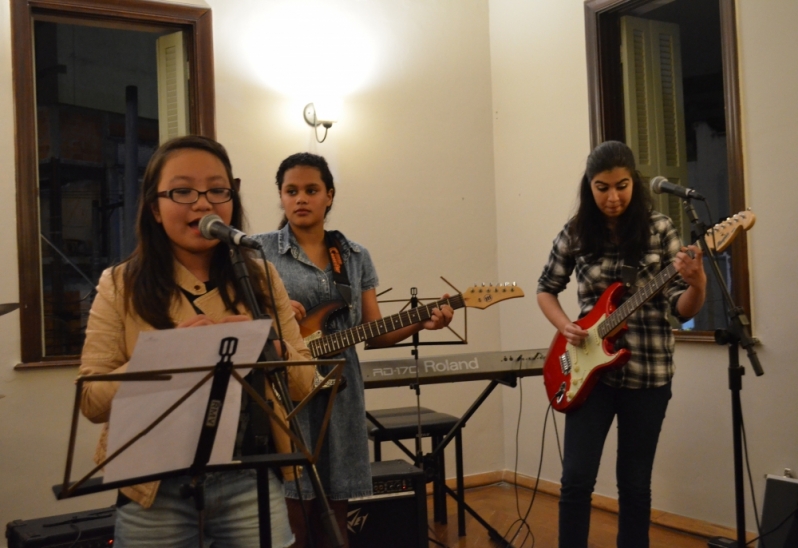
[104,319,272,483]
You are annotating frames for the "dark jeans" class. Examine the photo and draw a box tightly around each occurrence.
[558,380,672,548]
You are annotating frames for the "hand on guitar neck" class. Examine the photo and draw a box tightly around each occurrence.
[296,283,525,359]
[289,294,454,337]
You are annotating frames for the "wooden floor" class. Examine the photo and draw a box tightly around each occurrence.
[426,483,710,548]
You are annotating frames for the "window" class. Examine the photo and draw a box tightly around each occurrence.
[11,0,216,366]
[585,0,751,340]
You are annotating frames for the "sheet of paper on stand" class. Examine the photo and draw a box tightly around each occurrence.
[104,319,272,483]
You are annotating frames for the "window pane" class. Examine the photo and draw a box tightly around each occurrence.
[36,22,166,356]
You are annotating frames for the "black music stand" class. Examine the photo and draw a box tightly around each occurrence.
[0,302,20,316]
[367,283,523,547]
[56,334,345,548]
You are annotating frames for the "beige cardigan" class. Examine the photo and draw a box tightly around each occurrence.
[78,260,314,508]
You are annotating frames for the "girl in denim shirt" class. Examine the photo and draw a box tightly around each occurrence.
[254,152,454,547]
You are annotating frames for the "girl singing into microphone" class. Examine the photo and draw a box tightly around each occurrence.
[79,135,313,548]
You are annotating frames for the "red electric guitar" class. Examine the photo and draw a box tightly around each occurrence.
[544,210,756,413]
[299,283,524,358]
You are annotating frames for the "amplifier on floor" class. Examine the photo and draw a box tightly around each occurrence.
[759,474,798,548]
[348,459,427,548]
[6,507,115,548]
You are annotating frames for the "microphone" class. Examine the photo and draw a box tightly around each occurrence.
[650,176,705,201]
[199,214,261,249]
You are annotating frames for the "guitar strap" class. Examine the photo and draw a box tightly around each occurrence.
[325,231,353,307]
[621,248,642,296]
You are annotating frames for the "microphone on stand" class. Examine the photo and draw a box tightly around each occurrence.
[650,176,705,201]
[199,214,261,249]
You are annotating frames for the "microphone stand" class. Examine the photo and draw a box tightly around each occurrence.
[681,199,763,548]
[408,288,425,470]
[229,244,344,548]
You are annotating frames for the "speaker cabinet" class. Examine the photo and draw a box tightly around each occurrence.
[6,507,115,548]
[347,460,427,548]
[759,474,798,548]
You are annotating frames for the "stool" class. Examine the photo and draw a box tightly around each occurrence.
[365,407,464,531]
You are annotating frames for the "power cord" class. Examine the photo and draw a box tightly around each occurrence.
[498,374,563,547]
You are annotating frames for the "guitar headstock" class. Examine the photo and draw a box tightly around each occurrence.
[704,210,756,252]
[461,283,525,309]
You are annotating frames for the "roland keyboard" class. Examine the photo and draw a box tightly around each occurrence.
[360,348,547,389]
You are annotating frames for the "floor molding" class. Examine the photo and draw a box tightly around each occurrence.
[425,468,756,542]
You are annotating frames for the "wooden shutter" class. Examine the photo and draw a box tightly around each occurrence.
[621,16,690,239]
[156,31,189,143]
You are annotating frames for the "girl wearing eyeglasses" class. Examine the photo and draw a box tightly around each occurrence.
[79,135,312,548]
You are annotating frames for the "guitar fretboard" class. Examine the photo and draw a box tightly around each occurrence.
[598,263,679,338]
[308,294,465,358]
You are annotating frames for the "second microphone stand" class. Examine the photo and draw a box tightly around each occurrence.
[681,200,762,547]
[231,245,344,548]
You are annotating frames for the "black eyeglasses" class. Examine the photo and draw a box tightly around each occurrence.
[157,188,234,204]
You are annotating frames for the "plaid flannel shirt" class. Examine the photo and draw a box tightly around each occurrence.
[537,211,690,389]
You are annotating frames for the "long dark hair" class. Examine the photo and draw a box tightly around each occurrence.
[571,140,651,262]
[120,135,270,328]
[275,152,335,229]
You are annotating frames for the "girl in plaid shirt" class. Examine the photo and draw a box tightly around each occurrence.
[537,141,706,547]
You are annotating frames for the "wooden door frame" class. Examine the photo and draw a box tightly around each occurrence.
[584,0,750,340]
[11,0,215,366]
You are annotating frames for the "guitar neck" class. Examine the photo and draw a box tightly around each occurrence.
[308,294,465,357]
[599,262,679,337]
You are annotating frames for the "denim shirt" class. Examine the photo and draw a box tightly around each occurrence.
[255,225,378,335]
[253,224,378,500]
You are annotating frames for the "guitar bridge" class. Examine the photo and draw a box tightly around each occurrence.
[559,352,572,376]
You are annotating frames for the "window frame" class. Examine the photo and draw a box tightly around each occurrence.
[12,0,216,367]
[584,0,751,342]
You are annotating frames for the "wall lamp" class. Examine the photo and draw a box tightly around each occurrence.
[304,102,337,143]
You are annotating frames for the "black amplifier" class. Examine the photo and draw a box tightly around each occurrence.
[6,507,115,548]
[348,460,428,548]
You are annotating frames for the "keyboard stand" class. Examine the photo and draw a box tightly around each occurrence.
[367,372,522,547]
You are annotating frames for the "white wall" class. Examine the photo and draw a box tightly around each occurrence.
[0,0,503,529]
[490,0,798,533]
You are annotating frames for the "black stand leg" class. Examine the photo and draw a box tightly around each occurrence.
[256,469,272,548]
[456,431,465,537]
[718,329,747,547]
[429,376,518,547]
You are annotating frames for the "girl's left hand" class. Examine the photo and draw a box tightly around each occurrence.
[218,315,251,324]
[422,294,455,330]
[674,244,707,288]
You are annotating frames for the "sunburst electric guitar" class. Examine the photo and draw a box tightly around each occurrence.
[544,210,756,413]
[300,284,524,358]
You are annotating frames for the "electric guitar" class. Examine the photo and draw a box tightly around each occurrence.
[300,283,524,358]
[544,210,756,413]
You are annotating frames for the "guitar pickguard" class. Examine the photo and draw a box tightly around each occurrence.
[561,319,608,403]
[304,330,323,344]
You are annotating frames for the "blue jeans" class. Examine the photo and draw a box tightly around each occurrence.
[559,381,672,548]
[115,469,294,548]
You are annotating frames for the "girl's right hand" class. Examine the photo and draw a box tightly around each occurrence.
[561,322,589,345]
[290,300,307,322]
[177,314,249,328]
